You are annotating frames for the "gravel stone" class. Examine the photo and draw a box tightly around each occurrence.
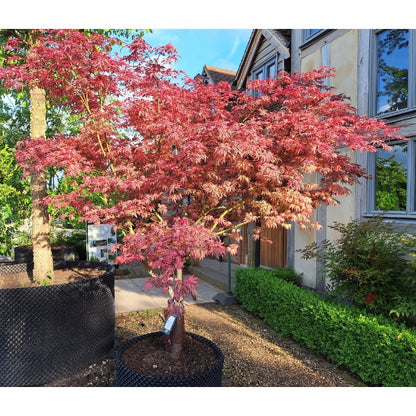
[45,302,363,387]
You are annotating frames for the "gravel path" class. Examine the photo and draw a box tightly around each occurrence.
[181,303,360,386]
[46,302,362,387]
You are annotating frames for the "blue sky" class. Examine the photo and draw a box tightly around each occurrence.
[142,29,252,78]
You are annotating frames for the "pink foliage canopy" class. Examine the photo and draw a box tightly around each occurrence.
[1,30,402,314]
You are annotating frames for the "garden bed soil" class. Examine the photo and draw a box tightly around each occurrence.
[0,267,105,289]
[121,332,217,377]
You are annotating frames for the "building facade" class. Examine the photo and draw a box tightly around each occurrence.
[231,29,416,291]
[288,29,416,290]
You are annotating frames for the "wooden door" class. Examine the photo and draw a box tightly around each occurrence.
[238,224,286,268]
[260,226,287,269]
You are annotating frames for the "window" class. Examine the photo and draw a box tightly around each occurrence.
[301,29,326,45]
[373,29,416,116]
[367,30,416,219]
[252,68,264,97]
[251,56,278,97]
[375,143,408,211]
[266,61,276,79]
[368,139,416,216]
[303,29,322,41]
[252,56,278,81]
[254,68,264,80]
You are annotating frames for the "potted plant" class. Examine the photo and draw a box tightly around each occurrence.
[8,30,401,386]
[0,30,124,386]
[0,259,115,387]
[114,220,227,386]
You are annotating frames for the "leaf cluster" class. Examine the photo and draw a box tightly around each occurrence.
[301,216,416,321]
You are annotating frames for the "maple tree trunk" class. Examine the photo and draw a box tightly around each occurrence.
[163,307,185,361]
[169,313,185,361]
[164,269,185,361]
[246,223,257,267]
[29,86,54,280]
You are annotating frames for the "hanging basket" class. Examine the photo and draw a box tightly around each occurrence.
[115,332,224,387]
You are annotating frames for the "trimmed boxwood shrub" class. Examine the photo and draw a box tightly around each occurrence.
[235,267,416,387]
[270,267,301,285]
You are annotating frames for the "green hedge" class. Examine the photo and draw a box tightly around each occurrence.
[235,267,416,386]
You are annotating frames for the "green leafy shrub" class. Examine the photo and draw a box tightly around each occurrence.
[270,267,301,285]
[301,216,416,322]
[235,267,416,386]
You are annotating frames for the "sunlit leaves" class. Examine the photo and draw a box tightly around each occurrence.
[1,30,403,312]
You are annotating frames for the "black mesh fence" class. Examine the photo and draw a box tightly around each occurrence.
[115,332,224,387]
[0,261,115,386]
[0,262,31,276]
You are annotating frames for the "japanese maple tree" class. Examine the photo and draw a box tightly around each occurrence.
[7,30,402,359]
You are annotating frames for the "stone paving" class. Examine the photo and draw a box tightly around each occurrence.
[114,275,221,314]
[114,258,238,313]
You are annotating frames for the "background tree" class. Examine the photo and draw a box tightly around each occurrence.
[0,29,148,276]
[0,135,30,254]
[11,33,401,359]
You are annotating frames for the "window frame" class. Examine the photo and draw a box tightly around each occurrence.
[370,29,416,118]
[251,55,279,80]
[303,29,322,42]
[250,54,279,97]
[367,138,416,218]
[366,29,416,220]
[300,29,332,49]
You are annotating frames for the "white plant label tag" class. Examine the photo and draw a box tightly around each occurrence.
[161,313,177,335]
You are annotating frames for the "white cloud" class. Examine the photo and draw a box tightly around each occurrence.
[226,37,240,62]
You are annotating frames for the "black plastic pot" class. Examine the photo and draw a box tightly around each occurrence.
[0,261,115,387]
[115,332,224,387]
[14,244,79,263]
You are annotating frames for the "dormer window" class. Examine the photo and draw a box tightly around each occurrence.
[250,55,280,96]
